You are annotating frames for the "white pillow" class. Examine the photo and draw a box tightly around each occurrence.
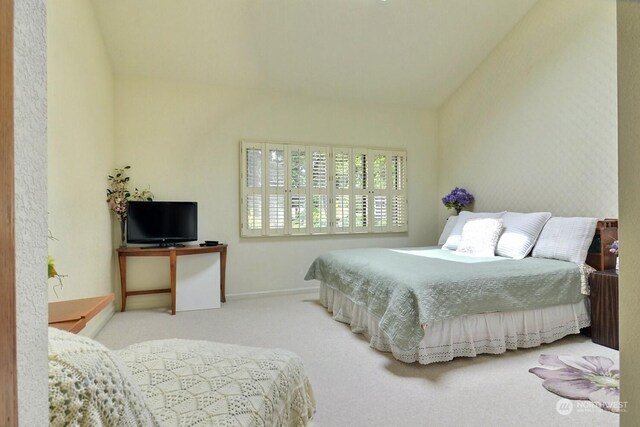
[443,211,506,250]
[531,217,598,264]
[438,216,458,245]
[456,218,504,257]
[495,212,552,259]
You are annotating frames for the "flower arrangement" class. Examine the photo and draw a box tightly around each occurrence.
[106,166,154,221]
[441,187,475,214]
[610,240,619,272]
[107,166,154,247]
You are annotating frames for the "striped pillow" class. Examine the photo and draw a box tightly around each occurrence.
[531,217,598,264]
[495,212,552,259]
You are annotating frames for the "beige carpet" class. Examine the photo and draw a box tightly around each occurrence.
[95,292,619,427]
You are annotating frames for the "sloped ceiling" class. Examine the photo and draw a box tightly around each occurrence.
[91,0,538,108]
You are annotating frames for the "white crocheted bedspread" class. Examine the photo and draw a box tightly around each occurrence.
[115,339,316,427]
[48,328,159,426]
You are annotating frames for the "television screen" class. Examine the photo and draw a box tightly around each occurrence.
[127,201,197,246]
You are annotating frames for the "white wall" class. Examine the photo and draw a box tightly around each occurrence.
[438,0,618,222]
[617,1,640,423]
[47,0,115,301]
[14,0,48,424]
[115,77,438,308]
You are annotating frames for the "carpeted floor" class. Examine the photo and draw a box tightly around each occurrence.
[95,292,619,427]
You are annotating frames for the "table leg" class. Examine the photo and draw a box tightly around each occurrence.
[118,254,127,312]
[220,247,227,303]
[170,250,177,315]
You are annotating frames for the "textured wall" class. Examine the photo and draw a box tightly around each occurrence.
[438,0,617,222]
[47,0,116,301]
[114,77,438,307]
[617,1,640,423]
[14,0,49,424]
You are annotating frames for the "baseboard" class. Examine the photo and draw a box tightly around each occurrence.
[78,302,115,339]
[106,287,319,312]
[226,286,319,301]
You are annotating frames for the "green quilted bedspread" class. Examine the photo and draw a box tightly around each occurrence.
[305,247,585,352]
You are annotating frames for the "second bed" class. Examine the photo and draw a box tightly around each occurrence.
[305,246,591,364]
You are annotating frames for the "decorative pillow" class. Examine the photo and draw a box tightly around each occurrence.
[48,328,158,427]
[443,211,506,250]
[531,217,598,264]
[495,212,552,259]
[456,218,504,257]
[438,216,458,245]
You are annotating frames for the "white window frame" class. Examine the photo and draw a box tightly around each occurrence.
[287,144,310,235]
[352,148,369,234]
[265,143,287,236]
[240,141,408,237]
[332,146,352,234]
[309,145,331,235]
[389,151,408,232]
[240,142,265,237]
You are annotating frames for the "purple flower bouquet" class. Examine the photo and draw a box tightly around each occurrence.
[441,187,474,214]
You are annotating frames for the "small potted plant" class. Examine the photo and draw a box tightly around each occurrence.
[610,240,619,272]
[441,187,475,214]
[48,230,65,298]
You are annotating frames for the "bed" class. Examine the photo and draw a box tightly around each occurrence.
[305,213,601,365]
[48,328,316,426]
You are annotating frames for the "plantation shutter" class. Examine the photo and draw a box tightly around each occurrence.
[389,151,408,232]
[288,145,309,235]
[370,150,389,233]
[266,144,286,235]
[241,141,407,237]
[332,147,351,233]
[352,149,369,233]
[310,146,330,234]
[241,142,265,236]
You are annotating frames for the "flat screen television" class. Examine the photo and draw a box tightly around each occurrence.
[127,201,197,247]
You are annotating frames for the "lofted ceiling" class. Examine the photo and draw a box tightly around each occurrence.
[91,0,538,108]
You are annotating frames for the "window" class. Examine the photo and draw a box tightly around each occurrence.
[241,141,407,237]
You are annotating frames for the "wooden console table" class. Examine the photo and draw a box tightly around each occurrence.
[117,244,227,315]
[49,294,115,334]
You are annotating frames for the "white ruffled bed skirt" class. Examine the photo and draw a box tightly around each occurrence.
[319,282,591,365]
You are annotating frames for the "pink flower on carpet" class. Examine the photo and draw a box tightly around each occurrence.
[529,354,620,413]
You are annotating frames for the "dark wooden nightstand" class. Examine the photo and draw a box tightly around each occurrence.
[589,269,619,350]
